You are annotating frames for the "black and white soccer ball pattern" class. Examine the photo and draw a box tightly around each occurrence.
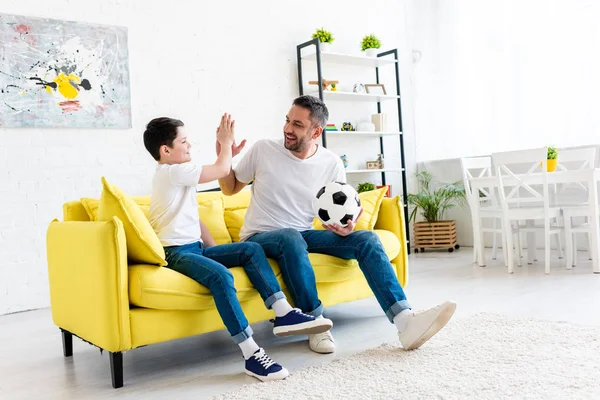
[314,182,362,227]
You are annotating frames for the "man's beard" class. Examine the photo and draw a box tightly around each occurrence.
[284,133,308,152]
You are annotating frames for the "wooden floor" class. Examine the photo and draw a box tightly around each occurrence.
[1,248,599,400]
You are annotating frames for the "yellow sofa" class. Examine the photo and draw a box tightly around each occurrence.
[46,189,408,388]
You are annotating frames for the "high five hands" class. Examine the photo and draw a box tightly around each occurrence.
[215,113,246,157]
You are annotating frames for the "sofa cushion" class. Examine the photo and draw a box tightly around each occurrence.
[129,260,284,310]
[355,186,388,230]
[224,207,247,242]
[98,178,167,266]
[80,194,231,245]
[198,198,232,245]
[81,197,100,221]
[127,230,400,311]
[82,196,151,221]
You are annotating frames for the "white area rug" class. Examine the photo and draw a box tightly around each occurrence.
[214,313,600,400]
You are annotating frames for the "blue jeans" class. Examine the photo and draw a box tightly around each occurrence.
[164,241,285,344]
[246,228,411,323]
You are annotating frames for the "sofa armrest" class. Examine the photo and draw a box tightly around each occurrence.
[374,196,409,287]
[46,217,131,352]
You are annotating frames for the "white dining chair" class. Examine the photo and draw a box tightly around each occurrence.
[555,148,597,269]
[461,156,506,266]
[492,148,562,274]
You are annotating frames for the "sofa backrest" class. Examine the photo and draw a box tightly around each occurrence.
[63,189,253,244]
[63,188,405,248]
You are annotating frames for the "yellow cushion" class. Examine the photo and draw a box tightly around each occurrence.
[355,187,387,230]
[82,196,151,221]
[198,198,231,245]
[222,189,252,209]
[128,230,399,311]
[81,197,100,221]
[224,207,247,242]
[81,193,231,244]
[313,186,387,230]
[129,260,284,311]
[196,191,225,204]
[97,177,166,266]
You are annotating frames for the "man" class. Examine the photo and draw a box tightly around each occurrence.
[218,95,456,354]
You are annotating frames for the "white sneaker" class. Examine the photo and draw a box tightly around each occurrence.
[398,301,456,351]
[309,330,335,354]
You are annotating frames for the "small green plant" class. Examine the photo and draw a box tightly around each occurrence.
[357,182,376,193]
[547,146,558,160]
[361,34,381,51]
[312,28,334,44]
[407,171,466,223]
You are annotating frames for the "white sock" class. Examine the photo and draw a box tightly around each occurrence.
[393,309,413,333]
[315,315,324,320]
[271,299,294,317]
[239,337,260,360]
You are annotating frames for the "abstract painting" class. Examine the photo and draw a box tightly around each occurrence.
[0,13,131,128]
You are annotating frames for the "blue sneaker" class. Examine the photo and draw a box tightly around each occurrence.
[245,348,289,382]
[273,309,333,337]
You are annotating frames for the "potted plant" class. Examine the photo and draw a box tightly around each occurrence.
[312,28,334,52]
[357,182,376,193]
[547,146,558,172]
[407,171,466,253]
[361,34,381,57]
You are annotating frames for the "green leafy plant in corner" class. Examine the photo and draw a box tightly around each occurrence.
[407,171,466,223]
[357,182,376,193]
[547,146,558,160]
[361,34,381,51]
[312,28,334,44]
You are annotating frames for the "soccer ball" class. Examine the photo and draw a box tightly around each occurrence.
[314,182,361,227]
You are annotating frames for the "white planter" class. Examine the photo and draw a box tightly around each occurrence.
[319,42,332,52]
[364,48,379,57]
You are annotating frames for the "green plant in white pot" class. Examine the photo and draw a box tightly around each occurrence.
[312,28,334,52]
[361,34,381,57]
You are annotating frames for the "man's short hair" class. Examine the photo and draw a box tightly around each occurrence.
[293,95,329,129]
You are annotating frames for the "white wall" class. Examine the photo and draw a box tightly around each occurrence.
[407,0,600,163]
[0,0,415,314]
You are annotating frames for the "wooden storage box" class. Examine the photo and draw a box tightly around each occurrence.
[413,220,460,253]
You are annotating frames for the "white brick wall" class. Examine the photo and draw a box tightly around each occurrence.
[0,0,415,314]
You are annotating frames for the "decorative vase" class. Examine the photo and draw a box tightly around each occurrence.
[320,42,332,52]
[365,48,378,57]
[547,159,557,172]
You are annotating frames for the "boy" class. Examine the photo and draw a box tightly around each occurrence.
[143,114,332,382]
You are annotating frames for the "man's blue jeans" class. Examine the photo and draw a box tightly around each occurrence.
[246,228,411,322]
[164,241,285,344]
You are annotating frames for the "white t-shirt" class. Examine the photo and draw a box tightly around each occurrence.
[234,139,345,240]
[149,162,203,247]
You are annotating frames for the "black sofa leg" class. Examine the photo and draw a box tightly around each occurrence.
[110,352,123,388]
[61,329,73,357]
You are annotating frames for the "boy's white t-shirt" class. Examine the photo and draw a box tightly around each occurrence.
[149,162,203,247]
[234,139,346,241]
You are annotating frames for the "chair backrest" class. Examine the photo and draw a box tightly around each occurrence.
[491,147,549,211]
[460,156,494,208]
[556,147,597,196]
[557,147,596,171]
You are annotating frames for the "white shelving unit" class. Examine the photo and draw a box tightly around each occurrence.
[324,131,401,137]
[346,168,404,174]
[308,91,400,103]
[302,51,397,68]
[297,39,411,251]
